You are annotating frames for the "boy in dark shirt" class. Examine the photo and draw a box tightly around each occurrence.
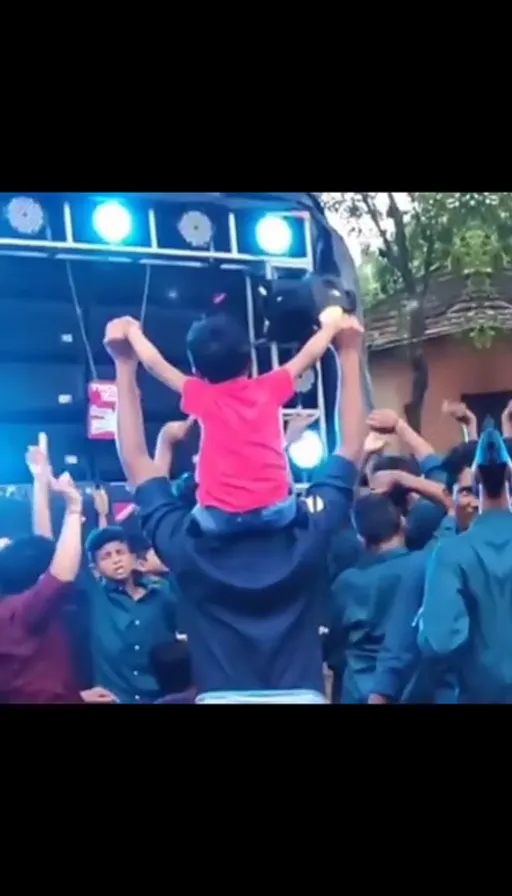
[329,493,417,704]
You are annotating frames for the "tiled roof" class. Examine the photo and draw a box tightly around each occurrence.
[365,272,512,351]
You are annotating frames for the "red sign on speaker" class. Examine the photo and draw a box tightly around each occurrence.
[88,380,117,440]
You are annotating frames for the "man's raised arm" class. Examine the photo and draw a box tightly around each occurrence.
[104,317,160,488]
[307,318,367,539]
[105,318,190,572]
[15,473,83,632]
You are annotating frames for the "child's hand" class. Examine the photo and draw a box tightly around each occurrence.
[319,306,344,329]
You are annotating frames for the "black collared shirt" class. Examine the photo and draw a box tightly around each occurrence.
[89,574,178,704]
[135,454,358,694]
[329,546,415,703]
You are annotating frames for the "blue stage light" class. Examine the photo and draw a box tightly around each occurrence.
[92,201,133,244]
[255,215,293,255]
[288,429,324,471]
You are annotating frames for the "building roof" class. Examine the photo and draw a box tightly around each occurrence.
[365,271,512,351]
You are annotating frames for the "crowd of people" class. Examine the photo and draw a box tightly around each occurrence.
[1,302,511,704]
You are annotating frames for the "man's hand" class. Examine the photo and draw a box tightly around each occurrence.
[26,432,53,482]
[80,686,119,704]
[50,472,83,515]
[442,400,473,427]
[334,315,364,352]
[92,486,109,519]
[367,408,400,434]
[363,430,389,455]
[104,317,139,363]
[368,694,390,705]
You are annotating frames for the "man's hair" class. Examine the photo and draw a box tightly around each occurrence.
[186,313,251,383]
[85,525,130,561]
[372,453,420,477]
[442,441,477,492]
[0,535,55,597]
[371,454,419,516]
[150,640,193,695]
[352,493,402,548]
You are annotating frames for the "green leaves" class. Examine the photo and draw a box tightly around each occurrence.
[321,192,512,308]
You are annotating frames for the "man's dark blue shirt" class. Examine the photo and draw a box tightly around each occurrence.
[89,574,178,704]
[135,454,357,694]
[329,545,421,703]
[373,514,458,703]
[419,509,512,703]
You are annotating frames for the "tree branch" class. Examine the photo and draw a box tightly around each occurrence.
[358,192,400,270]
[386,192,416,294]
[420,229,436,296]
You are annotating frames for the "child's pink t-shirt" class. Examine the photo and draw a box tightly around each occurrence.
[181,368,295,513]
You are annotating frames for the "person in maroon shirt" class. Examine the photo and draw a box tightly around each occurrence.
[0,471,84,704]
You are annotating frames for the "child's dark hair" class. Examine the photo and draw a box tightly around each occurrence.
[186,313,251,383]
[352,493,402,548]
[85,525,130,562]
[150,640,193,695]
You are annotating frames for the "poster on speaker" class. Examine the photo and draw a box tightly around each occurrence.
[88,380,117,440]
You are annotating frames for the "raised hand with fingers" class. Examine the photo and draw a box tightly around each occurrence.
[50,472,83,515]
[26,432,53,482]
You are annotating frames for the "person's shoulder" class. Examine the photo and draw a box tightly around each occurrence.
[401,548,429,574]
[332,562,364,590]
[430,533,466,564]
[309,453,359,491]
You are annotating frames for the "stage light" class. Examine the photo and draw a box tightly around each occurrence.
[288,429,324,471]
[92,201,133,244]
[178,210,213,248]
[255,215,292,255]
[6,196,45,235]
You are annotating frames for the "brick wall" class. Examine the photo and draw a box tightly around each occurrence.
[369,335,512,452]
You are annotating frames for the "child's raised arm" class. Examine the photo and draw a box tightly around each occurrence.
[126,320,187,394]
[284,309,358,382]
